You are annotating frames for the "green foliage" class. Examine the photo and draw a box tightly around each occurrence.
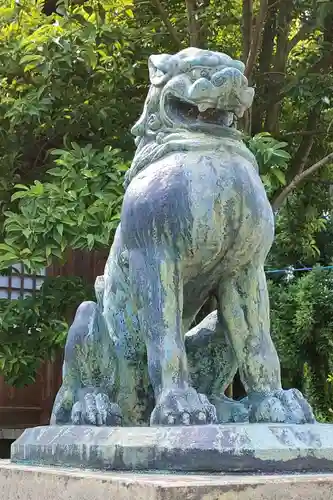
[0,143,127,271]
[0,0,332,415]
[270,188,332,269]
[0,0,140,159]
[270,269,333,418]
[0,0,331,267]
[248,133,291,196]
[0,0,145,246]
[0,276,93,386]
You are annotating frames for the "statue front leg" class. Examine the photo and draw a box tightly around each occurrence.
[217,263,315,424]
[130,248,217,426]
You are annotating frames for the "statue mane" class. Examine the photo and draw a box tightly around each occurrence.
[124,48,255,189]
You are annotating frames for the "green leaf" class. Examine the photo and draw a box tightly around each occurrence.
[0,253,19,263]
[11,191,29,201]
[272,142,288,150]
[19,54,44,65]
[51,248,63,259]
[20,248,32,256]
[87,234,94,250]
[50,149,67,157]
[32,181,44,195]
[0,244,15,252]
[126,9,134,18]
[47,168,65,177]
[272,149,291,160]
[272,169,286,185]
[56,224,64,236]
[83,47,98,69]
[22,229,31,239]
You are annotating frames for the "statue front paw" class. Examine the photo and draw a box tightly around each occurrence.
[248,388,316,424]
[71,392,123,426]
[150,387,217,426]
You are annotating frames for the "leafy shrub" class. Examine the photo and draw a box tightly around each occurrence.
[0,0,143,258]
[248,132,291,196]
[1,143,127,271]
[0,276,93,386]
[269,268,333,418]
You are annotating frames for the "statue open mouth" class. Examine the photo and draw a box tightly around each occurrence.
[165,95,235,128]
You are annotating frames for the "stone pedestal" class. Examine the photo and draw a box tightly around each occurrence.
[11,423,333,473]
[1,461,333,500]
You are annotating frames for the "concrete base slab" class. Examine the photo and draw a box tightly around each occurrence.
[1,461,333,499]
[11,423,333,473]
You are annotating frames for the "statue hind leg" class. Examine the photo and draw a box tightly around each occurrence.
[51,276,122,426]
[217,262,315,424]
[185,310,249,423]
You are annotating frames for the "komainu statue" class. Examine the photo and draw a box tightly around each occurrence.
[51,48,315,427]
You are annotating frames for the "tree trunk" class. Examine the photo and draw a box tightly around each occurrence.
[242,0,253,63]
[251,0,278,134]
[185,0,202,47]
[264,0,293,134]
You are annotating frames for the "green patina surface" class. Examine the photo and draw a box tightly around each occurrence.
[51,48,315,429]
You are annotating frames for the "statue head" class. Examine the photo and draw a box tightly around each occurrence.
[131,48,254,140]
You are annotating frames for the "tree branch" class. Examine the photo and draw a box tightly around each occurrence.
[152,0,183,48]
[271,152,333,212]
[185,0,202,47]
[258,45,333,111]
[271,109,319,209]
[292,109,319,176]
[288,21,316,52]
[277,12,333,103]
[281,130,328,137]
[245,0,269,79]
[242,0,253,63]
[267,0,282,10]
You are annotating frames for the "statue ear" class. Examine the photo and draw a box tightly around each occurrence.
[148,54,173,86]
[232,60,245,74]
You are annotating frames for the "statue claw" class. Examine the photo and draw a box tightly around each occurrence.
[71,392,123,426]
[52,388,122,426]
[150,387,217,426]
[248,388,316,424]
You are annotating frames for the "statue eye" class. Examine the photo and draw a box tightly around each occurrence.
[191,68,211,81]
[200,69,210,79]
[212,74,227,87]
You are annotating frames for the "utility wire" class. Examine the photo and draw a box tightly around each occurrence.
[265,265,333,274]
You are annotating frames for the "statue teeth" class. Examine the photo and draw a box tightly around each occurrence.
[198,103,211,112]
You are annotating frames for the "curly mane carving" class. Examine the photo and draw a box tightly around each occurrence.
[124,48,255,188]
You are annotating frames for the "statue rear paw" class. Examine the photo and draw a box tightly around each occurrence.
[150,387,217,426]
[52,389,123,426]
[51,387,74,425]
[249,388,316,424]
[71,392,123,426]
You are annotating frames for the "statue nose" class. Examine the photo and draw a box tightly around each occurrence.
[211,68,246,88]
[188,78,214,101]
